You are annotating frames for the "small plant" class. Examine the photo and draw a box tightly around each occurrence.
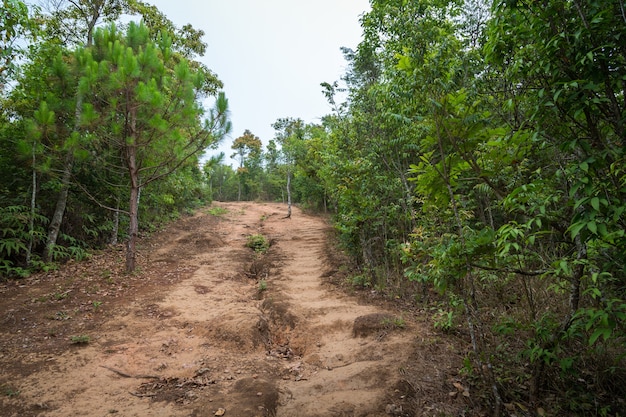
[208,206,228,216]
[350,274,370,288]
[392,317,406,328]
[87,285,101,294]
[460,354,474,377]
[258,279,268,291]
[246,234,269,253]
[433,309,454,332]
[382,316,406,329]
[92,301,103,311]
[70,335,90,344]
[2,385,20,397]
[54,290,70,300]
[50,311,70,321]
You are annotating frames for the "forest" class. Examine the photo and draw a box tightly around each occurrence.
[1,0,625,415]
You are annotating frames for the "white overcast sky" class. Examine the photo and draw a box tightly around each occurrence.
[146,0,370,164]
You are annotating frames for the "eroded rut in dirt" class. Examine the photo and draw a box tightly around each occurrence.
[1,202,428,417]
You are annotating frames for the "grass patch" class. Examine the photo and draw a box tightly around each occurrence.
[246,234,269,254]
[382,316,406,329]
[208,206,228,216]
[70,335,90,345]
[2,384,20,397]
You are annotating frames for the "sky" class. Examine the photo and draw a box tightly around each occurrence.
[146,0,371,165]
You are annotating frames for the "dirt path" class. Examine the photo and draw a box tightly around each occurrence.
[1,202,465,416]
[265,204,413,416]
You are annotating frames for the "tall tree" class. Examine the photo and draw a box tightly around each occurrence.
[34,0,124,262]
[203,152,225,197]
[231,129,262,201]
[272,117,304,218]
[81,22,230,272]
[25,0,223,263]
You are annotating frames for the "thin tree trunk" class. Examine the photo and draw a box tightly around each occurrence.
[42,0,101,263]
[125,99,140,273]
[126,182,139,273]
[435,115,503,416]
[285,170,292,218]
[126,144,139,273]
[43,153,73,262]
[43,74,85,263]
[27,144,37,266]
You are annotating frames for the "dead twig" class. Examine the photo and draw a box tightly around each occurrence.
[129,391,156,398]
[100,365,160,379]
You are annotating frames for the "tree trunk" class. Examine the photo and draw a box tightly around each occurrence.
[26,143,37,266]
[126,182,139,273]
[126,145,139,273]
[125,101,139,273]
[27,145,37,266]
[43,76,84,262]
[43,154,73,262]
[285,170,292,218]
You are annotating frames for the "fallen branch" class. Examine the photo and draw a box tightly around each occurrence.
[100,365,160,379]
[129,391,156,398]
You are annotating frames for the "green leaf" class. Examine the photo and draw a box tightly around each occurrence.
[587,221,597,234]
[569,222,586,239]
[589,328,611,346]
[580,161,589,172]
[590,197,600,211]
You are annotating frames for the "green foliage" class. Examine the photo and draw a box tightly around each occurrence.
[301,0,626,412]
[0,2,227,274]
[245,234,269,254]
[231,129,263,201]
[48,233,88,262]
[0,205,47,278]
[381,315,406,329]
[0,0,35,86]
[70,335,90,344]
[208,206,228,217]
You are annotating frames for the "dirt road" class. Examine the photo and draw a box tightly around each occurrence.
[1,202,466,416]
